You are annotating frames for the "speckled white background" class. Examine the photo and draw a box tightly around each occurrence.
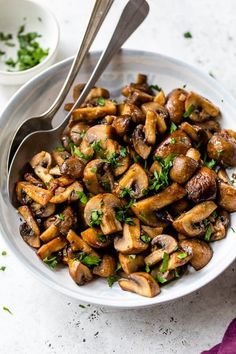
[1,0,236,353]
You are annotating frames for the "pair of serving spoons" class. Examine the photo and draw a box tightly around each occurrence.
[7,0,149,206]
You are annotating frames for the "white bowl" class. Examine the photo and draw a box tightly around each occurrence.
[0,0,59,85]
[0,50,235,308]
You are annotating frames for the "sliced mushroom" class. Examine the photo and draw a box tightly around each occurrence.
[50,181,83,203]
[186,148,201,162]
[30,151,53,184]
[172,201,218,237]
[141,102,168,134]
[40,224,59,243]
[166,88,187,124]
[153,90,166,106]
[71,99,116,122]
[81,228,111,248]
[60,156,85,179]
[68,259,93,285]
[169,155,199,184]
[184,91,220,122]
[16,182,53,206]
[84,193,123,235]
[210,210,230,241]
[154,131,191,159]
[167,251,192,270]
[18,205,40,248]
[118,272,160,297]
[30,202,56,218]
[37,237,67,260]
[114,218,148,254]
[81,87,110,103]
[186,167,217,203]
[67,229,99,257]
[105,139,130,176]
[141,225,164,238]
[111,115,132,137]
[52,149,71,167]
[144,110,158,145]
[69,123,89,145]
[120,103,145,124]
[83,159,114,194]
[144,234,178,266]
[207,130,236,167]
[196,120,220,135]
[180,122,208,143]
[122,85,153,102]
[85,124,114,145]
[114,163,148,199]
[93,255,116,277]
[24,172,44,187]
[132,125,152,159]
[217,169,236,212]
[179,239,213,270]
[131,183,187,226]
[43,207,77,237]
[118,253,145,274]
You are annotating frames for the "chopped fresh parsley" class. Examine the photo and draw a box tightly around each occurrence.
[119,187,134,199]
[89,210,103,226]
[2,251,7,256]
[120,146,127,157]
[140,234,151,243]
[107,275,119,287]
[0,266,6,271]
[183,104,196,118]
[56,213,65,221]
[183,31,192,38]
[231,227,235,233]
[5,42,15,47]
[145,264,151,273]
[170,122,177,133]
[150,154,174,192]
[203,153,217,169]
[76,191,88,205]
[170,138,176,144]
[160,252,169,273]
[91,140,104,156]
[90,167,97,173]
[43,256,58,269]
[0,32,13,41]
[205,226,213,241]
[155,274,167,284]
[116,262,122,272]
[3,306,12,315]
[177,252,188,260]
[54,146,65,152]
[79,253,101,266]
[79,304,86,308]
[97,97,105,106]
[115,208,135,225]
[149,84,162,92]
[101,181,111,192]
[97,234,107,243]
[73,147,92,160]
[0,50,5,56]
[104,152,121,168]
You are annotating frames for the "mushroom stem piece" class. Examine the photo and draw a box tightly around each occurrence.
[118,272,160,298]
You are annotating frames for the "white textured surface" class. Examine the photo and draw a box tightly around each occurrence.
[1,0,236,353]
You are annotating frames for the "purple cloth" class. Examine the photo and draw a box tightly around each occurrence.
[201,319,236,354]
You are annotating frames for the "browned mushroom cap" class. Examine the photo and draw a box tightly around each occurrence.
[169,199,191,217]
[112,115,132,137]
[118,253,145,274]
[69,123,89,145]
[154,131,191,159]
[118,272,160,297]
[16,182,53,206]
[207,130,236,167]
[124,88,154,105]
[105,139,130,176]
[169,155,199,184]
[18,205,40,248]
[185,167,217,203]
[179,239,213,270]
[44,206,77,236]
[131,183,187,226]
[141,102,168,134]
[186,148,201,162]
[68,259,93,286]
[30,202,56,218]
[166,88,187,124]
[50,181,83,203]
[144,235,178,266]
[71,99,116,122]
[120,103,145,124]
[210,210,230,241]
[141,225,164,238]
[173,201,217,237]
[114,218,148,254]
[84,193,123,235]
[196,120,220,135]
[180,122,208,143]
[85,124,114,145]
[217,169,236,212]
[60,156,85,179]
[67,229,99,257]
[83,159,114,194]
[93,255,116,277]
[132,125,152,159]
[184,91,220,122]
[81,228,111,248]
[37,237,67,260]
[167,251,192,270]
[151,267,182,284]
[144,110,158,145]
[114,163,148,199]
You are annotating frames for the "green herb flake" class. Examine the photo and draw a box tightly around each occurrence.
[56,213,65,221]
[140,234,151,244]
[149,84,162,92]
[2,251,7,256]
[97,97,105,106]
[205,226,213,241]
[155,274,167,284]
[203,153,217,170]
[231,227,235,233]
[73,146,92,160]
[90,167,97,173]
[43,256,58,269]
[0,50,5,56]
[150,154,174,192]
[119,187,134,199]
[54,146,65,152]
[79,304,86,309]
[91,140,104,156]
[101,181,111,192]
[76,191,88,205]
[183,31,192,39]
[107,275,119,287]
[170,122,177,133]
[160,252,169,273]
[183,104,196,118]
[97,234,107,243]
[89,210,103,226]
[38,17,42,22]
[170,138,176,145]
[79,253,101,266]
[3,306,12,315]
[177,252,188,260]
[116,262,122,272]
[175,269,180,278]
[5,42,15,47]
[120,146,127,157]
[0,32,13,41]
[0,266,6,271]
[145,264,150,273]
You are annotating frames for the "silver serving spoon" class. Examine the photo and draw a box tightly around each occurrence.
[8,0,114,165]
[8,0,149,206]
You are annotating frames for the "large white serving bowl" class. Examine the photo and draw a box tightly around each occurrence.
[0,50,235,308]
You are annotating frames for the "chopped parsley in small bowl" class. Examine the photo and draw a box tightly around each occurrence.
[0,0,59,85]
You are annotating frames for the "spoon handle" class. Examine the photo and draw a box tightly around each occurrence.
[63,0,149,125]
[43,0,114,120]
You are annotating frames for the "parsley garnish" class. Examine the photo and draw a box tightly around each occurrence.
[56,213,65,221]
[76,191,88,205]
[115,208,135,225]
[91,140,104,156]
[155,274,167,284]
[160,252,169,273]
[0,50,5,56]
[54,146,65,152]
[145,264,151,273]
[183,31,192,38]
[0,32,13,41]
[89,210,103,226]
[203,153,217,169]
[101,181,111,192]
[79,304,86,308]
[140,234,151,243]
[177,252,188,260]
[2,251,7,256]
[205,226,213,241]
[116,262,122,272]
[170,122,177,133]
[0,266,6,271]
[90,167,97,173]
[170,138,176,144]
[120,146,127,157]
[107,275,119,287]
[97,234,107,243]
[43,256,58,269]
[3,306,12,315]
[97,97,105,106]
[150,154,174,192]
[78,253,101,266]
[119,187,134,199]
[104,152,121,168]
[73,147,92,160]
[183,104,196,118]
[231,227,235,233]
[149,84,162,91]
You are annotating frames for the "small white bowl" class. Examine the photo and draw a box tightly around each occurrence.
[0,0,59,85]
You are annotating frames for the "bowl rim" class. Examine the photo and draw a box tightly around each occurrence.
[1,49,236,308]
[0,0,60,77]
